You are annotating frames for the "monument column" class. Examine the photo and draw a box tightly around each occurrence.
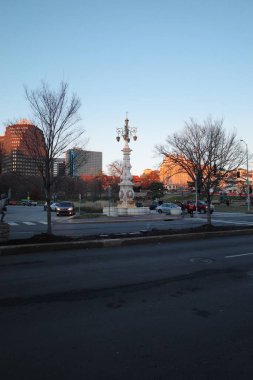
[103,115,150,216]
[116,116,137,209]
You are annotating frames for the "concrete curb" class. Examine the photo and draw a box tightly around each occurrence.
[1,228,253,256]
[71,214,180,224]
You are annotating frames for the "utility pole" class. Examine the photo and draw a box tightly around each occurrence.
[240,140,250,211]
[195,172,198,216]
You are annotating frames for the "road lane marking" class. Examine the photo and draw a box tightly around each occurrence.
[215,212,253,216]
[226,252,253,258]
[211,219,253,226]
[7,221,48,226]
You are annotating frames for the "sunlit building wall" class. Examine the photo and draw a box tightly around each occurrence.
[0,119,46,176]
[159,157,192,187]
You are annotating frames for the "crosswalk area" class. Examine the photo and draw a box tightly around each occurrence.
[7,221,48,226]
[6,217,74,226]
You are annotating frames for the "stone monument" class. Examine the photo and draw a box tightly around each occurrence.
[103,115,150,216]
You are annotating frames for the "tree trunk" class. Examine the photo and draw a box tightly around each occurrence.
[46,205,52,235]
[206,193,212,225]
[46,187,52,235]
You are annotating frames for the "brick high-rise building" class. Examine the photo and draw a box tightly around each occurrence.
[0,119,46,176]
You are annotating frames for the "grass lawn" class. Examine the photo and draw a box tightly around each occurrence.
[163,193,252,214]
[214,204,253,213]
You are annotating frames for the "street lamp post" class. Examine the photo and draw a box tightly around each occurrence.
[240,139,250,211]
[116,115,137,209]
[195,172,198,217]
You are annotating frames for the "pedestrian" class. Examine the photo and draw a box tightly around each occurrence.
[188,202,195,217]
[0,203,5,223]
[226,199,230,206]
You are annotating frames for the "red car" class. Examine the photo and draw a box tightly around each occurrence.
[184,200,214,214]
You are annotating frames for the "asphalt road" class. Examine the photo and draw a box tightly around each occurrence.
[1,235,253,379]
[4,205,253,239]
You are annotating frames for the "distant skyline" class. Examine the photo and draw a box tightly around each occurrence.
[1,0,252,175]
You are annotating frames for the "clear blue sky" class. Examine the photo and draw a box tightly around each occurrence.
[1,0,252,175]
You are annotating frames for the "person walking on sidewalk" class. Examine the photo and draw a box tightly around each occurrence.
[0,205,6,223]
[0,196,6,223]
[188,202,195,218]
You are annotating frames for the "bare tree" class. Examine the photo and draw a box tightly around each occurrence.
[17,81,85,234]
[107,160,123,178]
[106,160,124,200]
[156,117,245,224]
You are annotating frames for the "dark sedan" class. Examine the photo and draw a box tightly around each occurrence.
[56,201,76,216]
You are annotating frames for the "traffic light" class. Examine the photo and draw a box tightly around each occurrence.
[237,171,240,178]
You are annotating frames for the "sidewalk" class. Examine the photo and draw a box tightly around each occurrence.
[1,211,253,256]
[1,224,253,256]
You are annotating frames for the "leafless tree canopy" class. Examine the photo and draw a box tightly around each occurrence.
[20,81,85,234]
[157,118,244,181]
[25,81,84,160]
[107,160,123,178]
[156,117,245,223]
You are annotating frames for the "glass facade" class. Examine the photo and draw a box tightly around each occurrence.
[65,149,102,176]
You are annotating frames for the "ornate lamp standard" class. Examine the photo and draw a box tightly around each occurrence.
[240,139,250,211]
[116,115,137,209]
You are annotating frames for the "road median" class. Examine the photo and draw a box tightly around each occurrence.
[1,227,253,256]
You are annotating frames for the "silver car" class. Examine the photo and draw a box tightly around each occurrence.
[156,202,182,215]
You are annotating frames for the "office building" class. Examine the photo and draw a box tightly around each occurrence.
[159,157,191,188]
[0,119,46,176]
[65,148,102,177]
[53,157,66,176]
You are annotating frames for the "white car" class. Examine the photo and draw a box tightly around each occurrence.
[156,202,182,215]
[22,200,37,206]
[44,202,59,211]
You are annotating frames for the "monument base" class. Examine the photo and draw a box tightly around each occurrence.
[103,206,150,216]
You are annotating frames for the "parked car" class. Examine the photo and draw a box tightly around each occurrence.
[44,201,60,211]
[174,201,185,211]
[56,201,75,216]
[150,200,164,210]
[156,202,182,215]
[184,200,214,214]
[8,200,18,205]
[21,199,37,206]
[149,201,158,210]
